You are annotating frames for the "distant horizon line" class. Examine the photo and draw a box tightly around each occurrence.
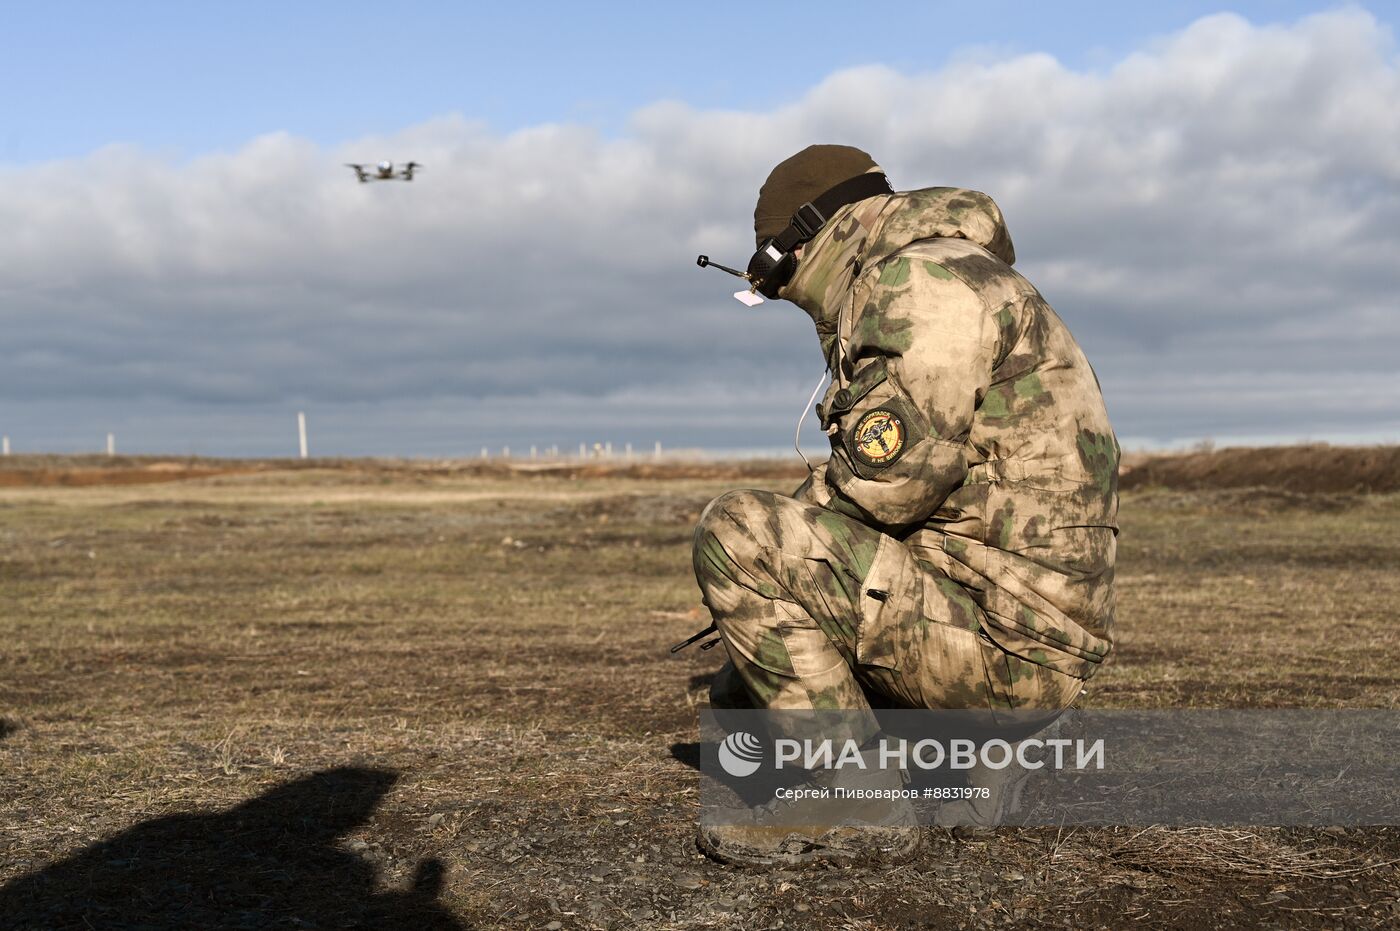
[2,437,1398,465]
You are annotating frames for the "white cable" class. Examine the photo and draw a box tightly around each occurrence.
[794,369,830,472]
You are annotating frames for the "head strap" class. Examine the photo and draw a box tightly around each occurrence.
[771,172,893,251]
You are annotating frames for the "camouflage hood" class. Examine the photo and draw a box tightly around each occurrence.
[782,187,1017,345]
[867,186,1015,268]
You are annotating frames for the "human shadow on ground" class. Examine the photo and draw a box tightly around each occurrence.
[0,766,466,930]
[670,741,702,772]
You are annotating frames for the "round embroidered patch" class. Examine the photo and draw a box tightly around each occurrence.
[851,408,906,467]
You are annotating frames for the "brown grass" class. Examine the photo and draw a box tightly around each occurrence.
[2,457,1399,929]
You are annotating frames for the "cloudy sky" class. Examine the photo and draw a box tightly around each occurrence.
[2,2,1397,456]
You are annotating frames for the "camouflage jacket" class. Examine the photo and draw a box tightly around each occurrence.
[783,186,1119,678]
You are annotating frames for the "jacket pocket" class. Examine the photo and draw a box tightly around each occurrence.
[824,359,932,482]
[855,535,922,670]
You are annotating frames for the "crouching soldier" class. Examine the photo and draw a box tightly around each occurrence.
[691,145,1119,866]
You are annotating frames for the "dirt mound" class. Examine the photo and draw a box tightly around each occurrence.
[501,460,809,481]
[1121,444,1400,494]
[0,454,811,488]
[0,461,243,488]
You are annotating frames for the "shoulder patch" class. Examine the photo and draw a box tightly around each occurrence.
[850,408,906,468]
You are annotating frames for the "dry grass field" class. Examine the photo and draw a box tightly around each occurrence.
[2,452,1399,929]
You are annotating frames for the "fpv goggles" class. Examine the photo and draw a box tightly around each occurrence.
[697,171,892,300]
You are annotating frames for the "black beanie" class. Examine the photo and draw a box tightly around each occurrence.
[754,145,883,247]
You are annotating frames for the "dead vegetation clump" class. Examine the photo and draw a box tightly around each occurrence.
[1104,827,1399,882]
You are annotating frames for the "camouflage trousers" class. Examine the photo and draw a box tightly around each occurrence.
[692,489,1083,716]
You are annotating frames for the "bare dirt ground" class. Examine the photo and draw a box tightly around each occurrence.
[2,452,1399,929]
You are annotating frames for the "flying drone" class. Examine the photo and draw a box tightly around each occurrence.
[345,160,423,183]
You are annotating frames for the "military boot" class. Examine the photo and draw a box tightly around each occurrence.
[931,759,1029,839]
[697,748,922,868]
[933,718,1063,837]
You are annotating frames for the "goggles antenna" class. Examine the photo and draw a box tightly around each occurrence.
[696,255,751,281]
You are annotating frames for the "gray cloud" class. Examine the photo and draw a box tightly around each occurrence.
[1,9,1397,456]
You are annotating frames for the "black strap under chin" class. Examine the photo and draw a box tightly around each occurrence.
[771,171,894,252]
